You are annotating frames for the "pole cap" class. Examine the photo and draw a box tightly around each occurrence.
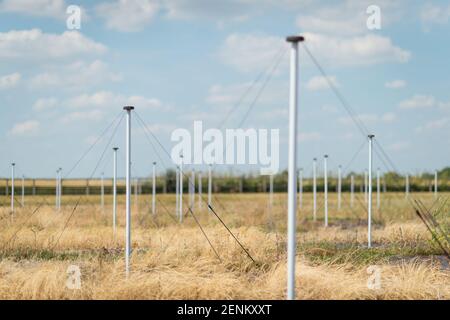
[113,147,119,151]
[123,106,135,111]
[324,155,329,158]
[286,35,305,43]
[11,163,15,166]
[368,134,375,139]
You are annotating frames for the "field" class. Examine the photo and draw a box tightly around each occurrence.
[0,192,448,300]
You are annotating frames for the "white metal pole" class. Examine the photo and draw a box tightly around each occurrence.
[124,106,134,277]
[350,174,355,208]
[298,168,303,209]
[286,35,303,301]
[377,168,380,210]
[208,164,212,212]
[113,148,118,238]
[338,165,342,211]
[324,155,328,228]
[179,155,183,223]
[21,175,25,207]
[368,135,374,249]
[152,162,156,215]
[313,158,317,222]
[198,172,202,210]
[434,170,438,199]
[11,163,15,215]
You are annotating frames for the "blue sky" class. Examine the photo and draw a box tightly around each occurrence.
[0,0,449,179]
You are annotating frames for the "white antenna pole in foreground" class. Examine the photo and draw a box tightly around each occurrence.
[338,165,342,211]
[324,155,328,228]
[208,164,212,212]
[368,135,374,249]
[124,106,134,277]
[286,34,303,301]
[113,147,118,239]
[152,162,156,215]
[313,158,317,222]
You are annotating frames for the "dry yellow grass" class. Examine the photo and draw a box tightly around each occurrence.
[0,192,448,300]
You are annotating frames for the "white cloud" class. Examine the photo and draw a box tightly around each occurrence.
[9,120,40,136]
[301,32,411,67]
[64,91,164,110]
[338,112,396,126]
[438,101,450,111]
[381,112,396,123]
[33,97,59,111]
[219,33,287,73]
[298,132,321,142]
[0,0,66,18]
[399,95,435,110]
[30,60,121,90]
[0,29,107,61]
[96,0,159,32]
[416,118,450,133]
[385,80,406,89]
[61,110,104,123]
[420,3,450,27]
[296,0,403,36]
[387,141,411,152]
[0,72,21,89]
[306,75,338,91]
[207,83,252,105]
[220,32,410,73]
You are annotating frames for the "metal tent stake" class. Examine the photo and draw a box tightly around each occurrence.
[286,34,304,301]
[124,106,134,277]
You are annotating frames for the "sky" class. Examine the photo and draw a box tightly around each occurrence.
[0,0,449,179]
